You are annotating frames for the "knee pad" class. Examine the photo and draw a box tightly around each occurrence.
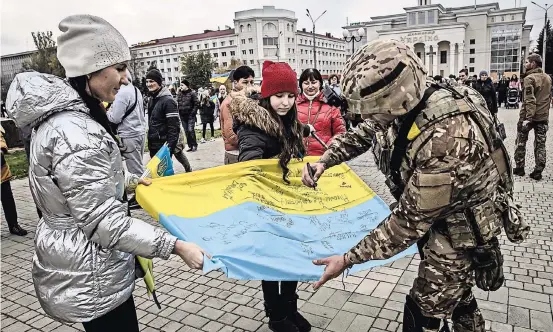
[403,295,441,332]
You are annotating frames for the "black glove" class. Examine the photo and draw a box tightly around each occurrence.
[472,237,504,291]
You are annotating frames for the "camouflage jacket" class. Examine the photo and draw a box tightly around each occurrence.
[521,67,551,123]
[319,87,505,264]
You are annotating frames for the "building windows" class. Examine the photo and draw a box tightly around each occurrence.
[501,16,505,22]
[470,49,475,54]
[249,49,254,54]
[416,52,422,59]
[175,67,179,72]
[146,52,150,56]
[263,37,278,46]
[241,39,246,44]
[160,59,164,63]
[440,51,447,64]
[165,49,170,53]
[229,40,234,45]
[511,15,515,20]
[213,53,218,57]
[408,12,416,25]
[168,77,172,81]
[247,24,252,31]
[212,42,216,47]
[180,47,184,52]
[168,68,171,72]
[140,62,144,66]
[491,17,495,23]
[250,60,254,64]
[242,50,247,55]
[249,38,253,43]
[221,41,225,46]
[189,46,193,50]
[288,48,291,53]
[470,39,475,45]
[470,58,475,63]
[287,23,290,31]
[300,39,303,44]
[490,25,522,74]
[428,10,435,24]
[469,67,475,73]
[292,38,294,43]
[222,52,227,57]
[160,68,164,72]
[301,49,304,54]
[139,53,143,57]
[230,51,235,56]
[288,38,291,42]
[196,45,200,49]
[213,62,219,68]
[243,60,247,65]
[223,62,227,67]
[152,51,156,55]
[166,59,171,63]
[205,44,209,49]
[418,11,425,25]
[240,25,244,32]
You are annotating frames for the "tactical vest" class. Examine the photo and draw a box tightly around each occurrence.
[372,83,513,249]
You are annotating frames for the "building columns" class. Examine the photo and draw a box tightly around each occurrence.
[424,45,430,73]
[449,44,455,76]
[432,44,438,76]
[457,43,465,74]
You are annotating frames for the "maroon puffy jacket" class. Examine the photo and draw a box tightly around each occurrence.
[296,93,346,156]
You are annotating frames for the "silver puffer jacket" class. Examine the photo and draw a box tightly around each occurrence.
[6,72,177,323]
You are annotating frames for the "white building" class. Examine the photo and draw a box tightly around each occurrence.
[1,50,36,82]
[131,6,348,84]
[343,0,533,80]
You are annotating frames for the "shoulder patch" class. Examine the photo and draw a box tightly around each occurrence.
[525,86,533,95]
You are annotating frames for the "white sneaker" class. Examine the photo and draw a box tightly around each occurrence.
[210,137,215,142]
[200,138,206,143]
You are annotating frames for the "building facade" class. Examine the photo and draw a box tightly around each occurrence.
[1,50,36,84]
[131,6,347,84]
[343,0,532,80]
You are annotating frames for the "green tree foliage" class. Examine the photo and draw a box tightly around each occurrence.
[180,51,213,89]
[23,31,65,77]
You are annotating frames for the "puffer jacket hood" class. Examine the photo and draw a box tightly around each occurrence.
[6,72,177,323]
[6,71,89,129]
[229,91,282,138]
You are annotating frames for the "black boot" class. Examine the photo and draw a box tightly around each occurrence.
[513,167,525,176]
[264,302,299,332]
[285,294,311,332]
[529,170,543,181]
[9,224,28,236]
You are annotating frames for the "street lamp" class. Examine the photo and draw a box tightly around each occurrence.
[531,1,553,70]
[306,9,327,70]
[342,28,365,55]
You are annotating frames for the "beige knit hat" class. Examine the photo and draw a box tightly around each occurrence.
[57,15,131,78]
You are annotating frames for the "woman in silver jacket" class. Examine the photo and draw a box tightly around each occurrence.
[6,15,207,332]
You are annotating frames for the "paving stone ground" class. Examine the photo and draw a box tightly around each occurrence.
[1,107,553,332]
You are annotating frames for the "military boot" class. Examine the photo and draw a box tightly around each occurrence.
[512,167,525,176]
[284,294,311,332]
[529,170,543,181]
[264,301,299,332]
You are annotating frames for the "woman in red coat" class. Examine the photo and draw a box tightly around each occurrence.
[296,69,346,156]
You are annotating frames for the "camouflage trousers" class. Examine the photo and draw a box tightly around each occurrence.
[410,229,485,332]
[514,122,548,172]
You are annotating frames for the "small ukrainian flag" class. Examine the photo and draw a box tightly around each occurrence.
[143,143,174,179]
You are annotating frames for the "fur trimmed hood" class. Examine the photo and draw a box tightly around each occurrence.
[229,91,283,137]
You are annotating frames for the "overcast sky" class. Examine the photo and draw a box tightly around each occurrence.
[1,0,548,56]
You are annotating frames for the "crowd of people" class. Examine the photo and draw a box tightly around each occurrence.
[0,13,549,332]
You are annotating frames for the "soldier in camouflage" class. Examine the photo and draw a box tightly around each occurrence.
[302,40,526,332]
[513,54,551,181]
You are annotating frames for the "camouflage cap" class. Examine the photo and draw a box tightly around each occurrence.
[341,39,428,116]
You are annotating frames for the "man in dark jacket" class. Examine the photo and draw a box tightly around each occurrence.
[513,54,551,181]
[474,70,498,114]
[177,79,199,152]
[146,69,192,172]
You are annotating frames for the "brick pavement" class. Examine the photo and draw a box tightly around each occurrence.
[1,107,552,331]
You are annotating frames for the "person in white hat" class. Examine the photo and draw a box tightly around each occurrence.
[6,15,208,331]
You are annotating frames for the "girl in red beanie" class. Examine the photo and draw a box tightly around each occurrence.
[228,61,310,332]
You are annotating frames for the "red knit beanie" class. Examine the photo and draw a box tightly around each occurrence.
[260,61,298,98]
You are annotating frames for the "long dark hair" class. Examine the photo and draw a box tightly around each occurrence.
[68,75,117,141]
[258,97,305,184]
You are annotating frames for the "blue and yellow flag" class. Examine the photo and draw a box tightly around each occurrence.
[137,157,416,281]
[143,143,174,179]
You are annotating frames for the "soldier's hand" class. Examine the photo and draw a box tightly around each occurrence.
[312,255,348,290]
[522,120,530,129]
[302,162,325,188]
